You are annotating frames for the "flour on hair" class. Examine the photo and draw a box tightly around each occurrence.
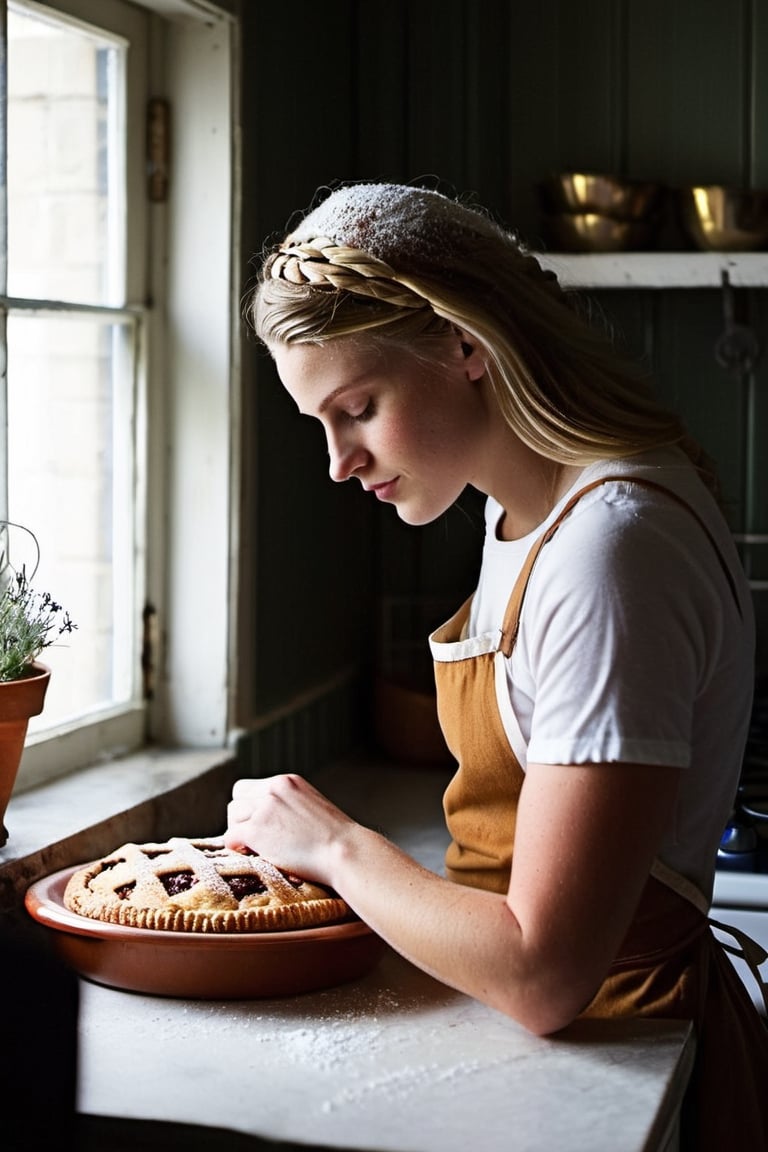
[288,183,504,266]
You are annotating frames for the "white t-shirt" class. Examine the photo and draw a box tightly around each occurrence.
[468,447,755,900]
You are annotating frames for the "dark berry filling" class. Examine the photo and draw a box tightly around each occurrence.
[115,881,136,899]
[227,875,267,898]
[160,870,198,896]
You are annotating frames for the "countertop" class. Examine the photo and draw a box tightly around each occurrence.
[78,952,693,1152]
[74,757,695,1152]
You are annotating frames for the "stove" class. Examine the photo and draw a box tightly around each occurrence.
[711,676,768,1014]
[716,674,768,873]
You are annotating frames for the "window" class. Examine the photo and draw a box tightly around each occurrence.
[2,0,148,779]
[1,0,238,787]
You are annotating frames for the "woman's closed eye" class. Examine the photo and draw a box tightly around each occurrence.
[345,399,375,423]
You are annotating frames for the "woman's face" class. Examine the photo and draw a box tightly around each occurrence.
[272,331,490,526]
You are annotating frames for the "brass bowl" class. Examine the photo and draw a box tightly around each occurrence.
[678,185,768,251]
[543,211,656,253]
[538,172,664,220]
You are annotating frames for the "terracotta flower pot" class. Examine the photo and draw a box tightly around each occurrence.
[0,661,51,847]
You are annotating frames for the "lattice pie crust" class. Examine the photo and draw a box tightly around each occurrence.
[63,837,351,933]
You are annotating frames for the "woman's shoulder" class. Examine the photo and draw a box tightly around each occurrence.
[554,449,730,545]
[565,448,710,504]
[535,450,751,621]
[481,450,722,591]
[485,448,720,541]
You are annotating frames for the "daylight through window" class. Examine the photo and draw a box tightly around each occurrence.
[2,0,144,748]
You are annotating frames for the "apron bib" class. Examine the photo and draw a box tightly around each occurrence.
[431,477,768,1151]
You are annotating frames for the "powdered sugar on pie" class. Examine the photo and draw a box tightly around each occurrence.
[63,838,351,933]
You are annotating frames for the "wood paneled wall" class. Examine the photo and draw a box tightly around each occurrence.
[237,0,768,728]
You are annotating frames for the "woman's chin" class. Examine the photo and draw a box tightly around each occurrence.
[394,501,455,527]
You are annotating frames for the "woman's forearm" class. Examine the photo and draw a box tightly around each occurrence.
[324,822,595,1035]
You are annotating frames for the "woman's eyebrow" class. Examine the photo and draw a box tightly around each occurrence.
[317,376,369,415]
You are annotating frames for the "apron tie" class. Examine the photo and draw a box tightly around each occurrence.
[709,917,768,1016]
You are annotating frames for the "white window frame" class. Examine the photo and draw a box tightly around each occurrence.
[9,0,239,785]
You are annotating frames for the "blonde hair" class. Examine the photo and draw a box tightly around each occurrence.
[250,184,716,485]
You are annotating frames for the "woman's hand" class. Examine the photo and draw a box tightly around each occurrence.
[223,773,356,887]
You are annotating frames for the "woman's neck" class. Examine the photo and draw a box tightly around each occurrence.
[491,452,584,542]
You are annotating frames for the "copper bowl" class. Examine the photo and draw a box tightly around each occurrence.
[26,865,387,1000]
[678,185,768,251]
[538,172,664,220]
[543,211,656,253]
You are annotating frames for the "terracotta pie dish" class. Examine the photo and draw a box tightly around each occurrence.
[25,864,387,1000]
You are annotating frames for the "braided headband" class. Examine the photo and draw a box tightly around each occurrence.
[266,237,430,311]
[267,233,562,315]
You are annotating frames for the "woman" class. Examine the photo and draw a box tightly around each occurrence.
[226,182,768,1148]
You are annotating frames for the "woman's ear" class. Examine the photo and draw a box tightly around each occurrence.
[456,329,486,382]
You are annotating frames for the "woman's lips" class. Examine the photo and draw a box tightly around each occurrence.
[368,477,399,501]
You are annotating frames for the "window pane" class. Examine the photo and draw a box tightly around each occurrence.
[7,3,125,306]
[7,313,138,732]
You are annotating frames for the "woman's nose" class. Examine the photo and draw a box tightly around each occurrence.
[326,429,369,483]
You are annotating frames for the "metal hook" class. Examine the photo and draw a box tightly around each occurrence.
[715,270,760,374]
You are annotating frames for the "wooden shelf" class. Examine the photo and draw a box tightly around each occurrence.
[536,251,768,289]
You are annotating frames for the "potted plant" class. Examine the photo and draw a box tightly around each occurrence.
[0,521,76,847]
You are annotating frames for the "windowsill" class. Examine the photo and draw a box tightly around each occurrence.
[0,745,240,920]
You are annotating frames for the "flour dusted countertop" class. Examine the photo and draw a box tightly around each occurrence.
[76,758,695,1152]
[78,953,693,1152]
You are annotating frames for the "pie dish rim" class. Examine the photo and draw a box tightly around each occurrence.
[24,863,387,999]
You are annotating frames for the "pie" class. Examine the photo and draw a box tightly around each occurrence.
[63,837,351,933]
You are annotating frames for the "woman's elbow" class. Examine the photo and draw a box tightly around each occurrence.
[491,975,600,1037]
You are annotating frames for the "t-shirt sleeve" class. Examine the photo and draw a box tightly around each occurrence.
[519,493,720,767]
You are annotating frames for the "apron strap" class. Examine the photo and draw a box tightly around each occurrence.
[651,856,710,916]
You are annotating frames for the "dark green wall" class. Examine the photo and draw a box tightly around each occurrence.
[236,0,768,728]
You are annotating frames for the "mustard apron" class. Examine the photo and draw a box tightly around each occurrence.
[431,478,768,1152]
